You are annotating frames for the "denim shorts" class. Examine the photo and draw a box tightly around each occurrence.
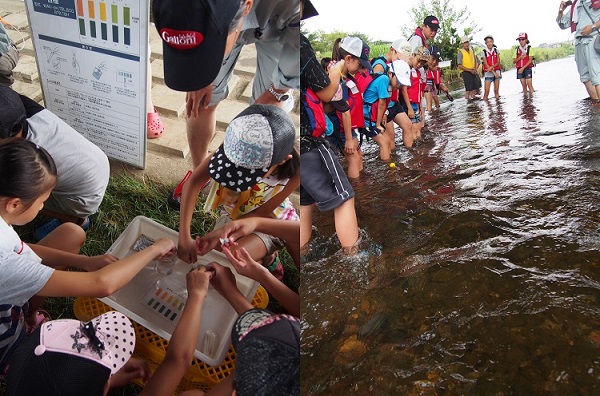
[516,67,533,79]
[484,70,502,82]
[408,103,421,124]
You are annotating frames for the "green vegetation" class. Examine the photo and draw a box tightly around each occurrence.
[404,0,481,66]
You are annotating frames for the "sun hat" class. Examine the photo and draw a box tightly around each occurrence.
[5,312,136,396]
[0,85,27,138]
[208,104,296,192]
[391,38,411,55]
[461,35,470,43]
[340,36,372,72]
[484,35,494,41]
[428,45,443,61]
[414,46,431,62]
[516,32,528,40]
[390,60,411,86]
[232,308,300,396]
[153,0,240,92]
[424,15,440,31]
[301,0,319,20]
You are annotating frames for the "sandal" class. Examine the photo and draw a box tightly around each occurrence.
[167,170,193,210]
[25,309,52,334]
[147,108,164,139]
[33,217,90,242]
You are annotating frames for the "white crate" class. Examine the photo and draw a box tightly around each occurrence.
[100,216,259,366]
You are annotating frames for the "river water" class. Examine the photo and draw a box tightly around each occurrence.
[301,56,600,395]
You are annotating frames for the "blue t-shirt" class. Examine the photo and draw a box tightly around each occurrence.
[363,74,390,128]
[363,74,390,104]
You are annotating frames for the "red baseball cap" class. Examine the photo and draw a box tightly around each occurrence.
[516,32,528,40]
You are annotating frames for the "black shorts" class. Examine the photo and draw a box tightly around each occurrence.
[386,101,408,122]
[461,71,480,91]
[300,143,355,211]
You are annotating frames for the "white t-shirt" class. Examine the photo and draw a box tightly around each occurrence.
[0,215,54,366]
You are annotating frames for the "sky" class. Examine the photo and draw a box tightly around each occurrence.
[302,0,573,50]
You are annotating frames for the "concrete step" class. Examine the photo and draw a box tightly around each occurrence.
[13,54,38,82]
[152,84,186,118]
[146,117,189,158]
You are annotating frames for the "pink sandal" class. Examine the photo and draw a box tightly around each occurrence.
[147,108,164,139]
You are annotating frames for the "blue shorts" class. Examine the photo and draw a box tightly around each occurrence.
[407,103,421,124]
[484,70,502,82]
[517,67,532,79]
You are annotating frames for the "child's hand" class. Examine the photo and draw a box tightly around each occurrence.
[222,245,267,281]
[85,254,118,271]
[195,231,221,256]
[186,265,213,299]
[110,357,151,387]
[216,218,261,247]
[209,262,238,297]
[154,238,176,258]
[344,140,356,155]
[178,237,197,264]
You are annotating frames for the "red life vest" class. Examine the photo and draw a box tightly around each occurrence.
[340,70,380,129]
[407,68,421,104]
[426,68,442,86]
[515,45,530,68]
[361,73,390,124]
[483,47,501,71]
[413,27,428,47]
[570,0,578,32]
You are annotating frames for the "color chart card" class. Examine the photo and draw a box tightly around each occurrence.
[142,284,186,324]
[25,0,148,168]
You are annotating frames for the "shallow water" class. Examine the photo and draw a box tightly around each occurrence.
[301,57,600,395]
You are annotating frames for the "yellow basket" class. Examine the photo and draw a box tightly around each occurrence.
[73,286,268,394]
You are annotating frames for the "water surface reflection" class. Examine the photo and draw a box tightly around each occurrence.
[302,57,600,394]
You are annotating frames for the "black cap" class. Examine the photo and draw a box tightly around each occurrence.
[301,0,318,20]
[424,15,440,31]
[0,85,27,138]
[232,309,300,396]
[429,45,442,61]
[153,0,240,92]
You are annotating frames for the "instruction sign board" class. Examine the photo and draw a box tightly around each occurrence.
[25,0,148,168]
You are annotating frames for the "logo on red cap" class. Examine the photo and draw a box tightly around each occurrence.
[160,28,203,50]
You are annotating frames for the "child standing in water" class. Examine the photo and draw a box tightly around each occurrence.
[320,55,363,179]
[0,138,175,373]
[482,35,502,100]
[514,32,534,93]
[424,45,453,111]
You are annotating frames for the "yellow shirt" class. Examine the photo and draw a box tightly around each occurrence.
[458,48,476,69]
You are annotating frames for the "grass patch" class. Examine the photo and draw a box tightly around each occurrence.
[3,175,298,395]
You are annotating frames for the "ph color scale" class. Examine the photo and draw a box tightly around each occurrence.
[75,0,131,46]
[144,286,186,322]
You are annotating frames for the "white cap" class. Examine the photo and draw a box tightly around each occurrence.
[390,60,411,86]
[340,36,372,71]
[391,39,411,55]
[340,36,362,57]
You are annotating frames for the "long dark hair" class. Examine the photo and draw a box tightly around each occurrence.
[0,138,57,209]
[276,146,300,180]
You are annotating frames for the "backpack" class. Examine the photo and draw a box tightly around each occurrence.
[370,56,389,74]
[301,87,327,138]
